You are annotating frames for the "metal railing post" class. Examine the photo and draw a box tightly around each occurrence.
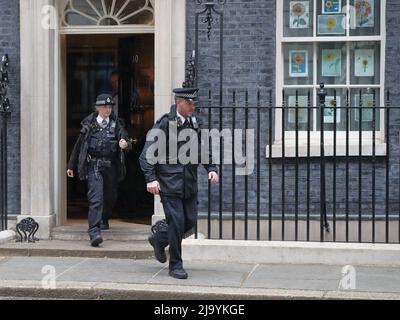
[317,83,330,240]
[0,54,10,231]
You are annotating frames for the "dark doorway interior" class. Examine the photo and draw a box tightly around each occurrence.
[66,34,154,225]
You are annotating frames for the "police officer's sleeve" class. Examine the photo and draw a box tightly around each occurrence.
[139,117,167,183]
[203,161,218,174]
[67,134,83,171]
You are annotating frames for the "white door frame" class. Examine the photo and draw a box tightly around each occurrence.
[20,0,186,238]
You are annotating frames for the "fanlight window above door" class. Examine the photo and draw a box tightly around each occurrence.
[62,0,154,26]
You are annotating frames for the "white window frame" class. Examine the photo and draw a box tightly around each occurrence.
[272,0,387,158]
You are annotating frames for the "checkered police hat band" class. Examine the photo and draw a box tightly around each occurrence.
[175,93,197,99]
[96,99,113,105]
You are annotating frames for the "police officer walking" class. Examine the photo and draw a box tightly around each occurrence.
[67,94,131,247]
[139,88,219,279]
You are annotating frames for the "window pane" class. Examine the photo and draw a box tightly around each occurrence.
[316,88,348,131]
[65,12,97,26]
[283,88,313,131]
[283,1,313,37]
[350,0,380,36]
[283,43,313,85]
[350,41,380,84]
[317,0,348,37]
[318,42,346,85]
[350,89,380,131]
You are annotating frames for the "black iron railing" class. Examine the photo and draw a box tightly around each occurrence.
[0,54,10,232]
[196,85,398,243]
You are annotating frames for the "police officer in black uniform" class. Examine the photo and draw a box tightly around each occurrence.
[67,94,132,247]
[139,88,219,279]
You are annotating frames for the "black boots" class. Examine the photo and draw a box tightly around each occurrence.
[90,234,103,247]
[168,268,188,279]
[148,234,167,263]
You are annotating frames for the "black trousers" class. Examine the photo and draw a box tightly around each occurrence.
[87,163,118,238]
[156,194,198,270]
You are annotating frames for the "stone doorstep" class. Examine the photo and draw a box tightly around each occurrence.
[182,239,400,267]
[50,226,151,242]
[0,281,399,300]
[0,240,155,260]
[50,232,149,242]
[0,225,154,259]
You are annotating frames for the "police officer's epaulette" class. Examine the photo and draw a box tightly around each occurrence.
[156,113,170,125]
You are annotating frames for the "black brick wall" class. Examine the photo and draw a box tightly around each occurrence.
[186,0,277,214]
[0,0,20,216]
[186,0,275,98]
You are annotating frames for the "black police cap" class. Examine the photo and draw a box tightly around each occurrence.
[95,94,115,106]
[173,88,199,101]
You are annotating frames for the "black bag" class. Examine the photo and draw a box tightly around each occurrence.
[151,219,168,234]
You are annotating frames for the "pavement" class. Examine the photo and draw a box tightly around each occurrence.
[1,254,400,299]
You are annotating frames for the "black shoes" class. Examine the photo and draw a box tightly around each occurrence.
[147,234,188,279]
[90,234,103,247]
[148,235,167,263]
[100,221,109,230]
[169,268,188,279]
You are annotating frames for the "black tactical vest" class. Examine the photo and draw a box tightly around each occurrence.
[87,120,119,159]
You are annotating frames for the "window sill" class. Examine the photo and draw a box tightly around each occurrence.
[266,141,387,158]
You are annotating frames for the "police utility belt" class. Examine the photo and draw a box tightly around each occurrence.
[87,154,113,168]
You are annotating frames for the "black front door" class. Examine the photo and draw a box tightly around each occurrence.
[115,35,155,221]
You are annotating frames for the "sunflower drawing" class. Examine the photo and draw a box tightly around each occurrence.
[292,3,305,16]
[355,49,374,77]
[326,17,337,30]
[357,55,371,73]
[328,98,337,108]
[362,59,369,72]
[323,96,341,123]
[325,1,333,10]
[322,0,341,14]
[290,51,307,76]
[323,50,341,75]
[293,52,305,65]
[291,2,308,27]
[324,52,335,62]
